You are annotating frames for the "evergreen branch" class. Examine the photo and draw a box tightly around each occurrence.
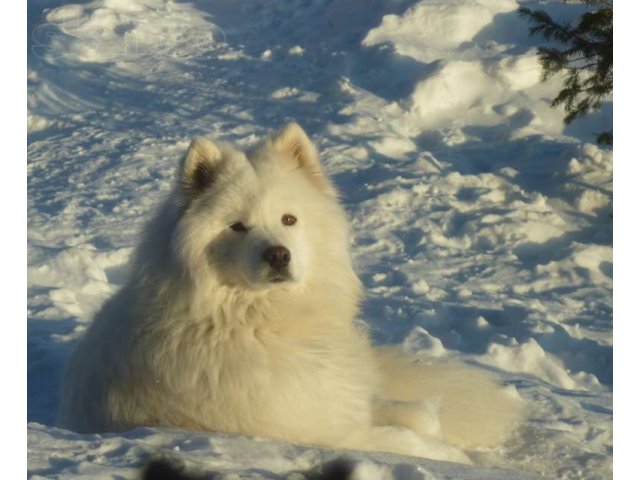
[519,1,612,143]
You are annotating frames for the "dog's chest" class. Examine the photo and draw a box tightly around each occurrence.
[211,326,360,385]
[204,325,375,426]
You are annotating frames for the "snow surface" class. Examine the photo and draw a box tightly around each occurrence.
[27,0,612,478]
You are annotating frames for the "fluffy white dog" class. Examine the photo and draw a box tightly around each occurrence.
[58,123,523,463]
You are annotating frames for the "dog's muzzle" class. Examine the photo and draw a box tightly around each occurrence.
[262,246,291,282]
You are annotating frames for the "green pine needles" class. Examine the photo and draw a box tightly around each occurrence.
[519,1,612,144]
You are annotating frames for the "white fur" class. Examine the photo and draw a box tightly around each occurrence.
[57,123,523,463]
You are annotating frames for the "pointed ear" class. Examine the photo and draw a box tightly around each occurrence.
[180,137,223,195]
[271,123,337,197]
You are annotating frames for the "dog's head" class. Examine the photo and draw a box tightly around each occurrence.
[172,123,350,291]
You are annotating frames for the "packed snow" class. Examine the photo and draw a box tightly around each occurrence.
[28,0,612,478]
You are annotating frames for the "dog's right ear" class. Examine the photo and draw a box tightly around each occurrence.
[180,137,223,195]
[270,123,338,198]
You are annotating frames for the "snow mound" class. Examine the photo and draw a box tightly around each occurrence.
[403,326,447,357]
[39,0,223,69]
[480,338,578,389]
[363,0,517,63]
[359,0,610,140]
[28,244,130,322]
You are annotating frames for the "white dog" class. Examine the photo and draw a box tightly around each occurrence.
[58,123,523,463]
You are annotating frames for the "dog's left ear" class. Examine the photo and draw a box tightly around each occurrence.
[271,123,338,197]
[180,137,224,197]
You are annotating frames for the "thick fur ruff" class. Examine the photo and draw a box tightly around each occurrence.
[58,123,523,463]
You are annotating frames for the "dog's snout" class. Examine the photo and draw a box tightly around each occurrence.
[263,246,291,268]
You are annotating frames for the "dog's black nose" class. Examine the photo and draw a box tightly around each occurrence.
[262,246,291,268]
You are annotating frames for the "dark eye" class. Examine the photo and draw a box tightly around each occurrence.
[282,214,297,226]
[230,222,248,232]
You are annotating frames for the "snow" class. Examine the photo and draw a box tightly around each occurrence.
[27,423,542,480]
[27,0,612,479]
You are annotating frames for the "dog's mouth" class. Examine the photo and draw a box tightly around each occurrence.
[266,268,292,284]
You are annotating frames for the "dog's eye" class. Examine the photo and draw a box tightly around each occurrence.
[230,222,248,232]
[282,214,297,226]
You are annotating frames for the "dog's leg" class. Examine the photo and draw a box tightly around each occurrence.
[372,396,443,439]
